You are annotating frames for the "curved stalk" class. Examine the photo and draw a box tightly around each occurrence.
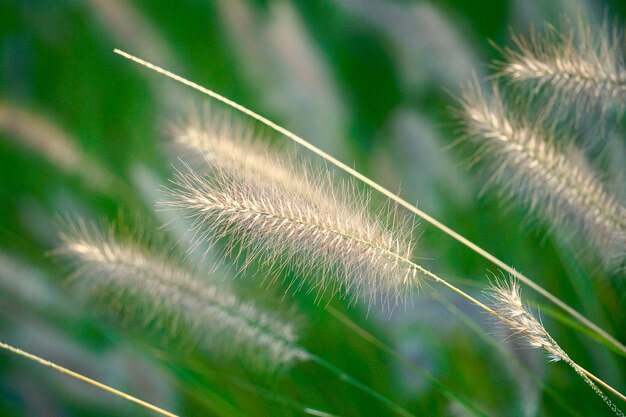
[112,49,626,357]
[0,341,178,417]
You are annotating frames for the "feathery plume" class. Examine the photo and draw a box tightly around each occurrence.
[163,139,418,308]
[460,82,626,267]
[57,219,308,370]
[499,18,626,119]
[487,278,625,416]
[172,108,279,174]
[170,108,324,203]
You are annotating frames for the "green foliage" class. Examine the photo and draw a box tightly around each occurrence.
[1,1,625,416]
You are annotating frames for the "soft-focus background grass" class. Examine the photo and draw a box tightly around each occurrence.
[1,1,625,416]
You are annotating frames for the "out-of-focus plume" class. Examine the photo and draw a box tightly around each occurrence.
[0,101,116,193]
[459,82,626,268]
[57,219,308,371]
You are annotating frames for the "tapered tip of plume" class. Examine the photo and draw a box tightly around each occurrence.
[485,277,565,362]
[56,218,309,371]
[487,276,626,415]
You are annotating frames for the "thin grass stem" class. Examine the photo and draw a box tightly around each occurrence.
[112,48,626,357]
[0,340,179,417]
[581,367,626,403]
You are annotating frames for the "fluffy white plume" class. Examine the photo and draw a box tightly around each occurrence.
[460,82,626,268]
[487,279,565,362]
[163,121,419,308]
[57,219,308,370]
[170,109,329,212]
[487,278,624,416]
[500,19,626,119]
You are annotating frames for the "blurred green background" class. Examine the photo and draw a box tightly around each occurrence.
[1,0,625,416]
